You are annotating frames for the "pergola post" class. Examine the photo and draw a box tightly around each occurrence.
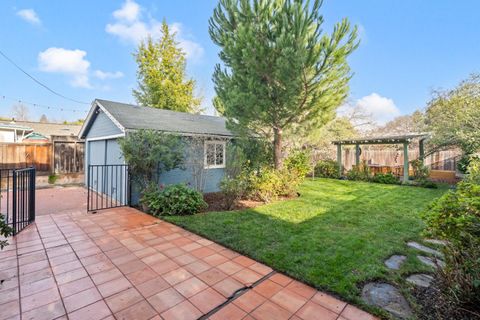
[419,139,425,164]
[403,142,409,182]
[355,144,360,167]
[337,144,342,177]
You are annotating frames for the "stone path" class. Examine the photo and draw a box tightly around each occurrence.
[363,239,447,319]
[0,206,378,320]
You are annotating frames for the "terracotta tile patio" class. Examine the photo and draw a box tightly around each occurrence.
[0,203,378,320]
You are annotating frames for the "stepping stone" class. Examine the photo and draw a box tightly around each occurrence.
[384,255,406,270]
[407,241,443,258]
[417,255,445,268]
[424,239,448,246]
[406,274,433,288]
[361,282,413,319]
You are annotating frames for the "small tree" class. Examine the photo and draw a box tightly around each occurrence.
[118,129,184,189]
[183,136,211,192]
[11,103,30,121]
[133,21,201,113]
[209,0,358,169]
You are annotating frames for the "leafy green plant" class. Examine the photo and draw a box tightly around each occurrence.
[119,129,184,189]
[370,172,400,185]
[411,159,430,180]
[314,160,340,179]
[284,149,311,178]
[422,158,480,316]
[247,167,283,202]
[346,161,371,181]
[220,175,248,210]
[141,183,207,216]
[48,174,58,184]
[465,156,480,184]
[0,214,13,249]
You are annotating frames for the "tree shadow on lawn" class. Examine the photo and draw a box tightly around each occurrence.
[166,179,446,305]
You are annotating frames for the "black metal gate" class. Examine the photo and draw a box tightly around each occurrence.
[0,167,36,235]
[87,164,130,211]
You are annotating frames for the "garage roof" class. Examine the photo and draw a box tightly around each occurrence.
[80,99,234,138]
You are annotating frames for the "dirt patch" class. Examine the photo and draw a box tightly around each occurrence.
[203,192,263,212]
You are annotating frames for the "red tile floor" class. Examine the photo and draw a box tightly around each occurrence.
[0,203,378,320]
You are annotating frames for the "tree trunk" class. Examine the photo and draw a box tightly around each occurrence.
[273,128,283,169]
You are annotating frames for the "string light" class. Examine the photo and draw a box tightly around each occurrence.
[0,95,89,115]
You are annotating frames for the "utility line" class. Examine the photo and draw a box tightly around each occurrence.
[0,49,90,105]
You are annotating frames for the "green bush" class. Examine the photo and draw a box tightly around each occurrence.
[119,129,184,189]
[48,174,58,184]
[466,156,480,184]
[0,214,13,249]
[141,183,207,216]
[247,167,283,202]
[314,160,340,179]
[370,172,400,185]
[346,161,371,181]
[411,159,430,180]
[284,149,311,178]
[422,158,480,315]
[220,175,248,209]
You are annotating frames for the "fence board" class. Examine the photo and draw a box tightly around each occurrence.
[0,142,84,174]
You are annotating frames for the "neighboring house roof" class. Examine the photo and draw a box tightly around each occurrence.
[79,99,234,138]
[12,121,82,138]
[23,132,49,141]
[0,122,33,131]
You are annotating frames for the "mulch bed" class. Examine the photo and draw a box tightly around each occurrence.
[413,278,479,320]
[202,192,264,212]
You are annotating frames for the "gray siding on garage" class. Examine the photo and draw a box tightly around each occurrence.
[87,110,123,138]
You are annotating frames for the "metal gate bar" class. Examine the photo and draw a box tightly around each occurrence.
[0,167,36,235]
[87,164,130,211]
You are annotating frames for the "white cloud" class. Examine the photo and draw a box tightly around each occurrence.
[112,0,140,22]
[94,70,124,80]
[17,9,41,26]
[106,0,204,61]
[355,93,400,125]
[38,48,123,88]
[38,48,91,88]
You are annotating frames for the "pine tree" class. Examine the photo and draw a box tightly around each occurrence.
[133,21,201,113]
[210,0,358,168]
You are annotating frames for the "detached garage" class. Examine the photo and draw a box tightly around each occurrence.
[79,99,234,208]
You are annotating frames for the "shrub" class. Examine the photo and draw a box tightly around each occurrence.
[48,174,58,184]
[0,214,13,249]
[141,183,207,216]
[370,172,400,185]
[457,154,473,174]
[422,158,480,316]
[411,159,430,180]
[465,156,480,184]
[284,149,311,178]
[247,167,283,202]
[423,182,480,242]
[346,161,371,181]
[119,129,184,189]
[220,175,248,210]
[314,160,340,179]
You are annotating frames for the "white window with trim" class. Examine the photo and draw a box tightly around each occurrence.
[204,141,226,169]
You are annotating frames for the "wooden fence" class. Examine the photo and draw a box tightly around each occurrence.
[0,142,84,174]
[315,147,462,172]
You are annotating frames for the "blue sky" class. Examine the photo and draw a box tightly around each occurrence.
[0,0,479,124]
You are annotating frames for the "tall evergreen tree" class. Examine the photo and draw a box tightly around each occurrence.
[210,0,358,168]
[133,21,201,113]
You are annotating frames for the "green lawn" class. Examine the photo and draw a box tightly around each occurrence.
[164,178,446,307]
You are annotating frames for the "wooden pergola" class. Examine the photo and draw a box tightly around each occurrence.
[332,133,429,181]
